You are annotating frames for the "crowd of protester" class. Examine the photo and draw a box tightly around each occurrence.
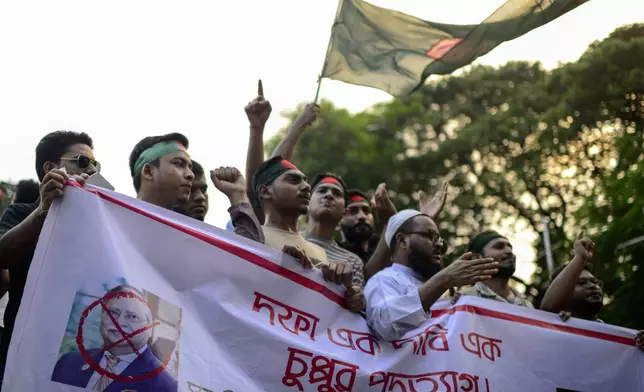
[0,81,642,387]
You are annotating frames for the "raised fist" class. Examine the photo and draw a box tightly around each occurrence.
[294,103,320,128]
[211,167,249,205]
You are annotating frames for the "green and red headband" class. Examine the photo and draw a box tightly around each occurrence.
[133,141,188,176]
[252,156,300,207]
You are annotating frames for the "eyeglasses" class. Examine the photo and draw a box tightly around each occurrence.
[60,155,101,172]
[404,230,442,243]
[578,277,603,289]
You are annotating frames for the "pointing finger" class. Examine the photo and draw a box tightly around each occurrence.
[258,79,264,98]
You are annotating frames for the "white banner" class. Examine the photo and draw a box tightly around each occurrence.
[3,184,643,392]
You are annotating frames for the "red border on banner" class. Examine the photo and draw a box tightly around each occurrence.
[66,182,636,346]
[66,181,347,309]
[430,305,634,346]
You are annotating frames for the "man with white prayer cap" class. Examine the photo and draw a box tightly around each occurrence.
[364,210,499,341]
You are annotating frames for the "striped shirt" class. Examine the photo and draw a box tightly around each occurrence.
[302,233,365,287]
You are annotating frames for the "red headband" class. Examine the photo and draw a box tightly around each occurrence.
[281,159,297,170]
[350,195,366,203]
[320,177,339,185]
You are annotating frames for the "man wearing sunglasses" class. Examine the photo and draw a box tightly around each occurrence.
[0,130,99,385]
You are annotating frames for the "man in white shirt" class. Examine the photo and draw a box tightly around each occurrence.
[365,210,499,341]
[52,285,176,391]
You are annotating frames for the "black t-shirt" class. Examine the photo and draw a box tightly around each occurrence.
[0,202,38,370]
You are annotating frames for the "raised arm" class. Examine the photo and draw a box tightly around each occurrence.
[540,232,594,313]
[364,183,397,280]
[211,167,265,244]
[243,80,272,223]
[271,103,319,160]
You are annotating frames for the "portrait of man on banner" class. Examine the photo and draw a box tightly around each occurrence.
[51,282,180,392]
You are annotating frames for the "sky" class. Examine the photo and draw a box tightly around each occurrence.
[0,0,641,282]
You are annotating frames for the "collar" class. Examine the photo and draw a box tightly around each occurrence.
[472,282,527,305]
[106,344,148,364]
[390,263,425,283]
[303,233,336,245]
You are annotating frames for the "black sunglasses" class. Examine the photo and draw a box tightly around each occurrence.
[60,155,101,172]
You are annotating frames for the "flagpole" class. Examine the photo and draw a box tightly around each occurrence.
[314,0,344,103]
[542,216,555,277]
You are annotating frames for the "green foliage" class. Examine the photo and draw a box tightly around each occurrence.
[268,24,644,327]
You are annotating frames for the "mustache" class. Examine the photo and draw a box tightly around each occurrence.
[351,221,372,229]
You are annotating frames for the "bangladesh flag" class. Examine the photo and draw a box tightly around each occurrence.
[321,0,588,96]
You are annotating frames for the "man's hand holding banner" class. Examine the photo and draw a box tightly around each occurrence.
[3,184,642,391]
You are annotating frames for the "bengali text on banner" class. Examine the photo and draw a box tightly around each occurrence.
[3,184,643,392]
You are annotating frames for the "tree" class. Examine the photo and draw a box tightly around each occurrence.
[267,24,644,327]
[566,24,644,328]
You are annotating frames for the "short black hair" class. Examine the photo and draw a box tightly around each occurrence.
[191,159,205,179]
[35,131,94,181]
[13,179,40,204]
[389,217,418,253]
[129,133,189,192]
[550,262,594,282]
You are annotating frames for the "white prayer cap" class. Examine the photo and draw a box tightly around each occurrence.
[385,209,423,248]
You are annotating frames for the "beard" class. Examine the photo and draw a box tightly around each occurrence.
[343,222,374,243]
[571,297,603,319]
[408,248,442,281]
[495,257,516,279]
